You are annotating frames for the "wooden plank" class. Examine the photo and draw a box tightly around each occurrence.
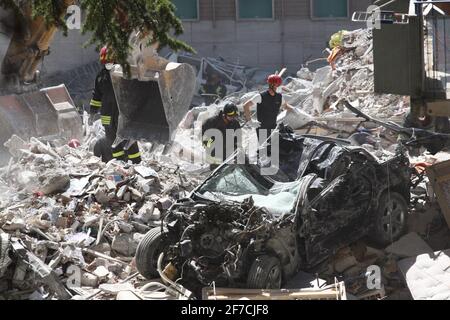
[202,283,346,300]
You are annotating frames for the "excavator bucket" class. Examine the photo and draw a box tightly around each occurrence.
[111,62,196,143]
[110,33,197,144]
[0,84,83,148]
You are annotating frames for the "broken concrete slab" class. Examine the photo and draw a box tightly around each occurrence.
[4,135,28,158]
[0,233,11,277]
[123,192,131,202]
[398,250,450,300]
[94,188,112,205]
[2,218,26,231]
[63,177,90,197]
[157,197,173,210]
[136,202,159,223]
[80,271,100,288]
[385,232,434,258]
[39,171,70,195]
[111,233,139,257]
[11,240,71,299]
[93,266,110,280]
[116,185,128,199]
[129,187,143,201]
[105,179,116,192]
[330,247,359,274]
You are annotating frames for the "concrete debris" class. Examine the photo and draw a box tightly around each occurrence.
[398,250,450,300]
[385,232,434,258]
[0,132,205,300]
[80,271,99,288]
[111,234,139,257]
[38,171,70,195]
[92,266,110,280]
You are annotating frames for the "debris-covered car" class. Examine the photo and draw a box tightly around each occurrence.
[135,125,411,296]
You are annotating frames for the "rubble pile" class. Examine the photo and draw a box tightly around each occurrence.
[0,134,206,300]
[282,28,409,120]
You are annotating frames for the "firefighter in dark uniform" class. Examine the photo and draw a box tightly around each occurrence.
[202,103,241,170]
[91,46,141,164]
[199,73,227,105]
[243,74,294,154]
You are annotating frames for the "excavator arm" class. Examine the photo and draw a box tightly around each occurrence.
[0,1,196,165]
[1,0,75,92]
[0,0,82,166]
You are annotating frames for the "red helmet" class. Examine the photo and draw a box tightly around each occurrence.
[267,74,283,87]
[100,46,110,64]
[68,139,81,148]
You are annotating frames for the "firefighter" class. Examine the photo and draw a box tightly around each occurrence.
[90,46,141,164]
[199,73,227,105]
[202,103,241,170]
[243,74,294,153]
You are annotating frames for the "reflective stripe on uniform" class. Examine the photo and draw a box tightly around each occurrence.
[90,99,102,107]
[112,150,125,158]
[101,115,111,125]
[128,152,141,159]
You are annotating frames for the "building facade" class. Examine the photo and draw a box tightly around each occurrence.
[35,0,375,76]
[172,0,375,71]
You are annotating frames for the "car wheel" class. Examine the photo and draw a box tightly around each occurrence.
[403,112,434,130]
[370,192,408,246]
[247,255,282,289]
[135,227,168,279]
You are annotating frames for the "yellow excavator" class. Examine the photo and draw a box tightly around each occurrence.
[0,1,196,161]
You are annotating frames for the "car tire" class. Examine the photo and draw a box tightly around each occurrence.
[403,112,434,130]
[370,192,408,246]
[246,255,282,289]
[135,227,168,279]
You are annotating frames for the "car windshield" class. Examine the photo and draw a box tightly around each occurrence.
[198,165,270,196]
[197,165,301,217]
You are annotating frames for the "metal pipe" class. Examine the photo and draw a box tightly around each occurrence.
[157,252,193,299]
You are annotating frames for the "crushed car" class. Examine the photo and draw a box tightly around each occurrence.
[135,124,412,297]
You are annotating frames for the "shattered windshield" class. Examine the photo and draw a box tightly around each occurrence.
[197,165,270,196]
[197,165,301,217]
